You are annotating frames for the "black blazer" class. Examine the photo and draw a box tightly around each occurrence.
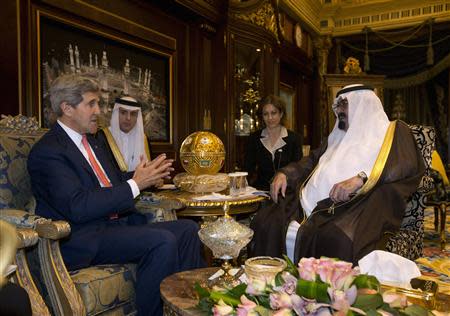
[244,128,302,191]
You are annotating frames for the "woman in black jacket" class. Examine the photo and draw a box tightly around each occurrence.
[245,95,302,191]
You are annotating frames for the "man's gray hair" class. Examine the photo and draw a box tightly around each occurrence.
[49,74,100,117]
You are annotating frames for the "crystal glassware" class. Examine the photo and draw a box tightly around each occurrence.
[198,202,253,287]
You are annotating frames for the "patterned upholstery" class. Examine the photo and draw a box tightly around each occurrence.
[385,124,435,260]
[0,117,179,316]
[70,265,136,315]
[0,132,42,212]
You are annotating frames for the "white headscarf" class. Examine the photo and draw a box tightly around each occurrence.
[300,84,390,216]
[109,96,147,171]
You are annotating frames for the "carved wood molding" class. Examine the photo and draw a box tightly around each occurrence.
[230,0,281,43]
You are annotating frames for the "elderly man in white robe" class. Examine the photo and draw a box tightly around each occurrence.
[249,84,425,264]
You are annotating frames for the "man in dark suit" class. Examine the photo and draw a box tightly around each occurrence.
[28,74,204,316]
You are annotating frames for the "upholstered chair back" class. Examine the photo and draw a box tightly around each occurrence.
[0,117,45,213]
[385,124,435,260]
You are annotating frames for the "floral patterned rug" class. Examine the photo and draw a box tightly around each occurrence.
[415,207,450,295]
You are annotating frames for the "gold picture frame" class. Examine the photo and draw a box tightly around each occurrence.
[279,82,296,130]
[34,9,174,144]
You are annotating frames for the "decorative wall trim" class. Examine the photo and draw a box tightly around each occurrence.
[281,0,450,37]
[231,1,281,42]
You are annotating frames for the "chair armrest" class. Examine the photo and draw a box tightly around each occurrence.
[0,208,48,228]
[16,227,39,249]
[135,192,183,222]
[35,220,70,240]
[0,209,70,239]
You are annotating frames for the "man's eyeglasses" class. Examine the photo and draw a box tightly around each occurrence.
[332,97,348,111]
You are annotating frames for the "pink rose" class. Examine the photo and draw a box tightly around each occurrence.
[236,295,257,316]
[330,261,357,290]
[298,257,318,281]
[273,308,294,316]
[316,258,336,284]
[212,299,234,316]
[270,292,294,310]
[382,291,408,308]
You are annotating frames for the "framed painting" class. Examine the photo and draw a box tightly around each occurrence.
[279,82,296,130]
[36,10,173,144]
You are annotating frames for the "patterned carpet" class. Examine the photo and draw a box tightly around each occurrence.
[415,207,450,295]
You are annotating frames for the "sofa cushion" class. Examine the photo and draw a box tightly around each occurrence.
[70,264,136,316]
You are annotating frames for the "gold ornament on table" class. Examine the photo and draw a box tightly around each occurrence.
[198,202,254,287]
[174,131,228,193]
[179,131,225,175]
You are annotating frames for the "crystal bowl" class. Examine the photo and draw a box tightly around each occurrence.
[198,216,253,260]
[245,256,287,282]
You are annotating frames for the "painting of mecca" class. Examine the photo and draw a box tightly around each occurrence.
[39,15,172,143]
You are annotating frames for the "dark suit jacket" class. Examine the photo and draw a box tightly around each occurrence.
[244,128,302,191]
[27,123,143,268]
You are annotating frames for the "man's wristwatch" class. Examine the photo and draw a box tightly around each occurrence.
[357,171,368,184]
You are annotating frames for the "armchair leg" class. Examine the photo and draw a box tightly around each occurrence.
[433,206,439,232]
[14,248,51,316]
[439,203,447,250]
[38,239,85,316]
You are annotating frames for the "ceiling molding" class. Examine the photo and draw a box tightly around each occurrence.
[281,0,450,37]
[281,0,322,35]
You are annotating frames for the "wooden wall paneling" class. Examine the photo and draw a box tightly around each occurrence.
[174,0,226,24]
[209,25,228,162]
[1,0,21,116]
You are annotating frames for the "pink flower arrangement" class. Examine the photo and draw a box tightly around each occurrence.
[195,257,431,316]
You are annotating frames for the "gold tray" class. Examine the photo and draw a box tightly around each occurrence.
[380,278,438,309]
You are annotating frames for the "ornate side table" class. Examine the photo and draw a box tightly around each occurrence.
[160,268,450,316]
[160,268,216,316]
[155,189,266,217]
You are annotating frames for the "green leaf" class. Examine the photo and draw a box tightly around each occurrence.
[254,294,271,309]
[400,305,431,316]
[194,282,210,299]
[365,309,381,316]
[254,305,271,316]
[379,303,400,316]
[209,291,241,307]
[275,271,284,287]
[283,254,299,278]
[352,294,384,311]
[296,279,330,303]
[227,283,247,299]
[352,275,380,291]
[196,297,214,314]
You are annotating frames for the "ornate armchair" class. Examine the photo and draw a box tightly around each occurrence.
[425,168,448,249]
[0,219,50,315]
[385,125,436,260]
[0,115,179,316]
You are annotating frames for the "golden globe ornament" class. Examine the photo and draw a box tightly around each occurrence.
[179,131,225,175]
